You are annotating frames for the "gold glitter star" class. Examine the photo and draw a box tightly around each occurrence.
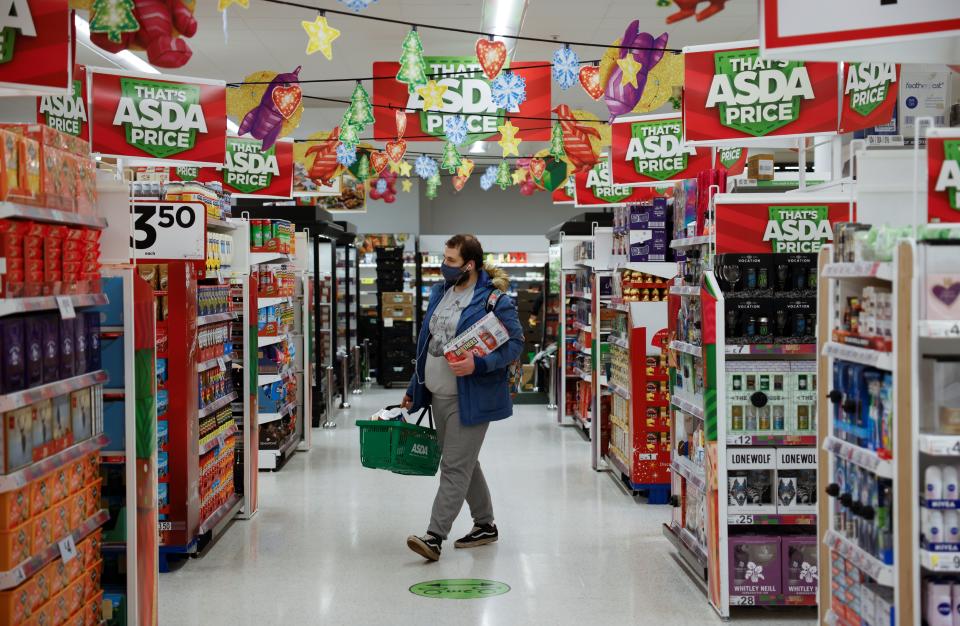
[497,121,522,157]
[457,159,475,178]
[401,179,413,193]
[302,16,340,60]
[218,0,248,10]
[511,169,526,185]
[416,80,448,111]
[616,55,643,89]
[397,160,412,177]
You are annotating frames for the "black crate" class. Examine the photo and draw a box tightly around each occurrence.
[375,246,404,262]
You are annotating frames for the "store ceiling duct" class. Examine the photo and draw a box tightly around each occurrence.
[481,0,530,57]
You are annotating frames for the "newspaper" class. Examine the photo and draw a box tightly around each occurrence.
[443,312,510,362]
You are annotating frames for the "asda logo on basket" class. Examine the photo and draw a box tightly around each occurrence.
[224,137,278,194]
[114,78,206,159]
[39,79,86,136]
[626,118,695,181]
[763,206,833,253]
[411,443,430,456]
[706,49,814,137]
[586,161,632,203]
[845,62,897,117]
[935,140,960,210]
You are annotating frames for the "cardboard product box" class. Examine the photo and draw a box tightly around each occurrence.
[51,393,72,453]
[70,388,93,444]
[773,253,818,293]
[747,154,775,180]
[72,313,86,377]
[780,297,817,343]
[0,570,35,624]
[776,447,817,513]
[791,361,817,435]
[726,447,777,514]
[382,304,414,320]
[2,406,32,474]
[716,254,773,295]
[0,483,29,530]
[725,298,774,344]
[0,318,25,394]
[84,311,100,373]
[729,535,782,598]
[41,314,59,384]
[32,399,54,461]
[380,291,412,305]
[727,364,792,435]
[29,474,51,518]
[23,316,42,389]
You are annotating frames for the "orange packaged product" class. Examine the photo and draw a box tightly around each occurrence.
[82,454,97,485]
[18,137,41,204]
[0,484,30,530]
[85,590,102,626]
[47,558,68,596]
[30,474,52,518]
[63,546,83,582]
[26,598,54,626]
[49,497,70,540]
[0,129,21,200]
[64,578,84,615]
[67,459,84,495]
[82,560,101,600]
[67,492,83,528]
[50,466,69,504]
[0,576,38,624]
[33,565,53,609]
[84,529,101,565]
[84,479,101,517]
[49,587,71,624]
[0,520,31,569]
[40,146,63,210]
[30,509,53,554]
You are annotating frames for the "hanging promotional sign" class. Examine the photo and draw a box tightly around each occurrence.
[552,175,575,205]
[89,68,227,167]
[715,146,748,175]
[715,196,852,254]
[372,58,551,141]
[574,158,648,207]
[760,0,960,62]
[683,41,839,145]
[169,137,293,198]
[0,0,71,96]
[36,65,88,138]
[610,113,712,187]
[839,63,899,135]
[928,130,960,224]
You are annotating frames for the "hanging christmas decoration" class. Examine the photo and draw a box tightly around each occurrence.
[338,121,360,147]
[87,0,198,68]
[491,72,527,111]
[396,29,428,94]
[218,0,249,9]
[354,152,371,181]
[370,171,397,203]
[530,151,569,192]
[416,80,448,111]
[495,161,512,190]
[425,173,441,200]
[552,46,580,91]
[385,139,407,164]
[336,142,357,167]
[302,128,343,186]
[443,115,469,146]
[235,66,303,150]
[480,166,497,191]
[397,160,412,177]
[452,176,468,192]
[338,0,377,12]
[511,169,526,186]
[457,159,475,179]
[529,158,546,180]
[475,38,508,80]
[497,120,522,157]
[634,52,684,113]
[395,109,408,138]
[89,0,140,44]
[441,142,463,173]
[345,82,375,129]
[603,23,668,121]
[415,155,439,180]
[302,15,340,60]
[370,151,389,174]
[666,0,728,23]
[553,104,601,173]
[549,123,566,160]
[579,65,604,100]
[401,179,413,193]
[375,178,388,194]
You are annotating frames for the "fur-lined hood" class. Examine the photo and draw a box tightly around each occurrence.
[483,263,510,292]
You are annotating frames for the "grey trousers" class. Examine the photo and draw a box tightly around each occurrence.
[427,395,494,540]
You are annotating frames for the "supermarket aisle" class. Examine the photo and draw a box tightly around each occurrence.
[159,388,813,625]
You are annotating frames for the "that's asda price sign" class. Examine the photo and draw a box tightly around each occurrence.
[574,159,646,207]
[611,113,711,186]
[371,58,550,142]
[683,42,838,144]
[36,67,87,137]
[839,62,899,134]
[928,131,960,223]
[715,146,748,175]
[90,68,226,166]
[0,0,71,95]
[170,137,294,198]
[715,198,850,254]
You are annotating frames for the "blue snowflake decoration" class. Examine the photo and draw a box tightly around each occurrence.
[337,0,377,11]
[336,142,357,167]
[443,115,469,146]
[415,155,439,180]
[552,46,580,91]
[479,166,497,191]
[491,71,527,111]
[375,178,388,194]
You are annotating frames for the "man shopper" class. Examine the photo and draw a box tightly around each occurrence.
[402,234,523,561]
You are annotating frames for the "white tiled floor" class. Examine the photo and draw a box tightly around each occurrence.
[159,388,817,625]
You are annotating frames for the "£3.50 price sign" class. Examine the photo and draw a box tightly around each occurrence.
[132,202,205,261]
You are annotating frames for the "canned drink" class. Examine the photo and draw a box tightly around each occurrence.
[251,220,263,248]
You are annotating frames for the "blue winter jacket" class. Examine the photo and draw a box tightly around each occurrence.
[405,269,525,425]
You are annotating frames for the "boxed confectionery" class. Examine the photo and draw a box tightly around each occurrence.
[729,535,781,598]
[444,312,510,362]
[776,447,817,513]
[921,358,960,434]
[782,536,818,596]
[726,447,776,514]
[2,405,33,473]
[922,242,960,322]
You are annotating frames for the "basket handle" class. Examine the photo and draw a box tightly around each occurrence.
[413,406,434,430]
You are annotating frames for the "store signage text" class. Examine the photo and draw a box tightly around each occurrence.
[414,58,502,139]
[114,78,205,158]
[586,163,633,202]
[132,202,205,261]
[224,138,278,193]
[626,119,693,179]
[38,78,86,136]
[845,63,896,116]
[763,206,833,253]
[929,136,960,222]
[0,0,36,35]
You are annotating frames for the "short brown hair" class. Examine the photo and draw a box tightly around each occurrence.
[445,234,484,270]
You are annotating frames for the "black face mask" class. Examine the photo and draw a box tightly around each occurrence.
[440,262,470,286]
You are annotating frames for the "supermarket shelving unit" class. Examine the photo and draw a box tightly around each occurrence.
[558,231,595,438]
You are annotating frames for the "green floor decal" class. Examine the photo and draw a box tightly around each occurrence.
[409,579,510,599]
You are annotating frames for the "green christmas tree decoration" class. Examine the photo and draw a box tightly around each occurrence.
[425,172,441,199]
[549,123,566,160]
[495,161,512,190]
[346,83,375,128]
[355,152,371,181]
[338,120,360,147]
[90,0,140,44]
[396,30,428,94]
[441,142,463,174]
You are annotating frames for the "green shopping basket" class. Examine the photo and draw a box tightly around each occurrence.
[356,406,441,476]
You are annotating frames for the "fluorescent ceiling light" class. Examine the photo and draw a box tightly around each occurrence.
[74,14,240,134]
[469,141,486,154]
[483,0,528,55]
